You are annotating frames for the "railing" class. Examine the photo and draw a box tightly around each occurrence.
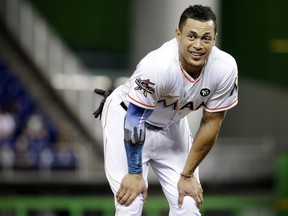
[200,137,276,183]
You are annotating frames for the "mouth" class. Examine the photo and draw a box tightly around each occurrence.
[189,51,204,60]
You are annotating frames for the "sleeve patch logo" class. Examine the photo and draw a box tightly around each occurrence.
[134,78,155,97]
[200,88,211,97]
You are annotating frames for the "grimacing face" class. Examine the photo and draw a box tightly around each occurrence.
[176,18,217,76]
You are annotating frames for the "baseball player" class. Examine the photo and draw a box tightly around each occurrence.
[94,4,238,215]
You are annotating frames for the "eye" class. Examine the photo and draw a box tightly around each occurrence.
[202,36,212,43]
[188,34,196,40]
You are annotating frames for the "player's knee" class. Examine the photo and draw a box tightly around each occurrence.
[169,196,201,216]
[115,195,144,216]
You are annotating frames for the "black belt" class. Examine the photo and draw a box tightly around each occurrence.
[145,122,163,131]
[120,101,163,131]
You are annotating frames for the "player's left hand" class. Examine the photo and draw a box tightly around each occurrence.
[177,176,203,208]
[116,173,148,206]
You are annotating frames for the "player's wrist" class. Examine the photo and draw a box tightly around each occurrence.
[128,173,143,177]
[128,169,143,174]
[180,172,194,179]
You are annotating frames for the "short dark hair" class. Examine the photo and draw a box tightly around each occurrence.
[178,5,217,33]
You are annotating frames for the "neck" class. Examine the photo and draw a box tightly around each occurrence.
[180,60,203,79]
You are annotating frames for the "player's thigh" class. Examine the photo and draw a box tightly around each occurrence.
[102,98,149,215]
[150,119,201,215]
[102,98,127,190]
[151,118,193,172]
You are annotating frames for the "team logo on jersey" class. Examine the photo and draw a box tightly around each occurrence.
[159,98,179,110]
[134,78,155,97]
[200,88,210,97]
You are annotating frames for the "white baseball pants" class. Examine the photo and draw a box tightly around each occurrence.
[101,88,200,216]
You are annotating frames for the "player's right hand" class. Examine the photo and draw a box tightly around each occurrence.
[116,173,148,206]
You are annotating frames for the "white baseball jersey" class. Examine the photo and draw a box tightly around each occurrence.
[119,38,238,128]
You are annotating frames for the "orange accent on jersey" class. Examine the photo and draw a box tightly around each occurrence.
[179,63,200,84]
[128,94,156,109]
[205,99,238,111]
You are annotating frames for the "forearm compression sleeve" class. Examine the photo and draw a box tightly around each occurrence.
[124,103,153,174]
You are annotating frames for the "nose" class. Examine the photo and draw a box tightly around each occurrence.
[193,38,202,50]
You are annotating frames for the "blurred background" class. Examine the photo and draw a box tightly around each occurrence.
[0,0,287,215]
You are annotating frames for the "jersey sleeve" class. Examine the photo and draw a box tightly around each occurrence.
[127,58,165,109]
[204,64,238,112]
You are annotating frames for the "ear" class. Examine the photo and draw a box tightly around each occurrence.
[175,28,181,42]
[213,33,218,45]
